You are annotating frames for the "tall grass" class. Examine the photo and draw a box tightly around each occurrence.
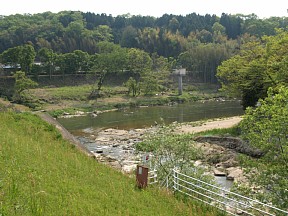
[0,112,220,215]
[195,125,241,137]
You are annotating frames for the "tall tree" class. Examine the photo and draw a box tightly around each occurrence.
[0,46,21,69]
[38,48,55,78]
[239,86,288,209]
[0,44,36,73]
[18,44,36,73]
[127,48,152,75]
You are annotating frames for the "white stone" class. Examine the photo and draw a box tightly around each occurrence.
[194,160,202,167]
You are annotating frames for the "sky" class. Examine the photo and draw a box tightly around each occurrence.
[0,0,287,18]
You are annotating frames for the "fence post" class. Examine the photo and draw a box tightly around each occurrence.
[176,169,179,190]
[173,169,176,190]
[153,170,157,184]
[166,175,169,188]
[173,168,179,191]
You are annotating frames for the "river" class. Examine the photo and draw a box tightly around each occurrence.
[58,100,243,189]
[58,100,244,132]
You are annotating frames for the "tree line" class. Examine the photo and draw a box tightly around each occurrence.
[0,11,288,84]
[0,42,172,76]
[0,11,287,54]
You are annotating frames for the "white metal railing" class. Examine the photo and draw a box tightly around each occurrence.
[150,168,288,216]
[148,169,158,185]
[172,169,288,216]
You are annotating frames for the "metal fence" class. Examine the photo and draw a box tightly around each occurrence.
[148,169,158,185]
[148,168,288,216]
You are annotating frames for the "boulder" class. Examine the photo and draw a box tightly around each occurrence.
[75,111,85,115]
[91,152,102,159]
[213,168,226,176]
[106,155,117,162]
[216,158,238,168]
[226,167,243,181]
[91,113,97,117]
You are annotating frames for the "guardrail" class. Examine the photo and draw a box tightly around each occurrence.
[150,168,288,216]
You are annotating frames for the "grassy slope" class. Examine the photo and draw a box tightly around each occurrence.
[0,112,218,216]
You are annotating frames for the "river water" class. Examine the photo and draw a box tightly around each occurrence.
[58,100,243,189]
[58,100,244,132]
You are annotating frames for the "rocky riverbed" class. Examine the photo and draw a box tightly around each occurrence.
[75,123,249,186]
[77,127,157,173]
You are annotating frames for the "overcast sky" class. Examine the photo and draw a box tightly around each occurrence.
[0,0,287,18]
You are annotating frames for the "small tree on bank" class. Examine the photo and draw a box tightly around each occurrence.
[13,71,38,103]
[124,77,140,97]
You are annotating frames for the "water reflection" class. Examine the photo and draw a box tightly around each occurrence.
[58,100,243,131]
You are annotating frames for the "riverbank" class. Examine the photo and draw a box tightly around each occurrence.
[26,83,228,116]
[1,111,222,215]
[177,116,242,133]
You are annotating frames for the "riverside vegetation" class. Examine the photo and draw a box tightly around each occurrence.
[0,110,224,215]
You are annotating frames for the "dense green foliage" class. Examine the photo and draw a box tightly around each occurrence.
[217,30,288,108]
[0,111,221,215]
[0,11,287,55]
[1,11,288,84]
[1,44,36,73]
[238,86,288,208]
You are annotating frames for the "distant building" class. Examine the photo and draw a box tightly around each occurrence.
[0,64,20,76]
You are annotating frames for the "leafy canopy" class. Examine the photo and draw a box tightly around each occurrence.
[217,30,288,108]
[239,86,288,208]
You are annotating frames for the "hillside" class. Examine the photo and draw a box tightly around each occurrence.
[0,111,221,215]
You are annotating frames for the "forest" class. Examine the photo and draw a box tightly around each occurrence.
[1,11,288,86]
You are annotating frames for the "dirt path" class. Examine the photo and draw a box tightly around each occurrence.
[177,116,242,134]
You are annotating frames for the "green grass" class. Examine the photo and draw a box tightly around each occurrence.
[195,125,241,137]
[0,112,221,215]
[34,85,128,101]
[42,85,92,101]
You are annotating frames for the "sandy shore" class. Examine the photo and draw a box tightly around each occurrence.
[178,116,242,134]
